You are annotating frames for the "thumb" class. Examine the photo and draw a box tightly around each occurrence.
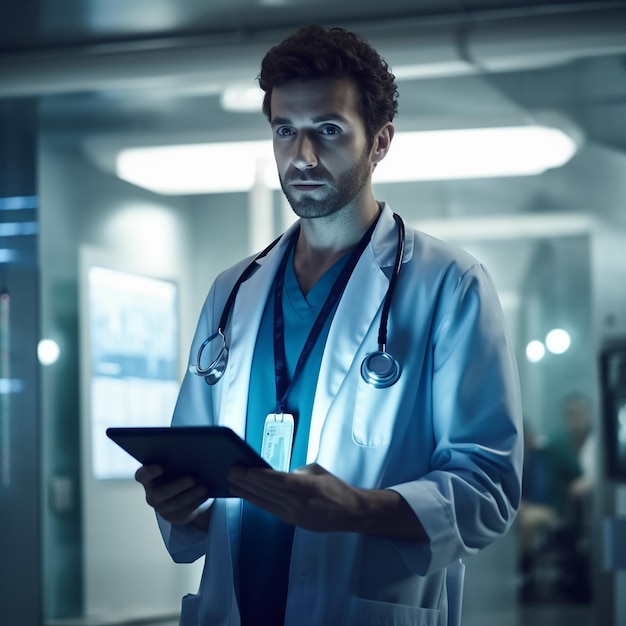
[293,462,328,476]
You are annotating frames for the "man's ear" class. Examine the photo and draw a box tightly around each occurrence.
[370,123,395,165]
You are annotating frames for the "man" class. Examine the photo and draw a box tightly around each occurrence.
[136,24,523,626]
[540,392,595,602]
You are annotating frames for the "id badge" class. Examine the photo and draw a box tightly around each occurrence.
[261,413,294,472]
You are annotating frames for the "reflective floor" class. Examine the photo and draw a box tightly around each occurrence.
[520,603,595,626]
[140,602,596,626]
[47,602,596,626]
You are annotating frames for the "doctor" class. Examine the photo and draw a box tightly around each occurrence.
[135,24,523,626]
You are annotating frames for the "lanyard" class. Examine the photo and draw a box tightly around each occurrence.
[272,217,379,414]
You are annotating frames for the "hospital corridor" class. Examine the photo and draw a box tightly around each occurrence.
[2,1,626,625]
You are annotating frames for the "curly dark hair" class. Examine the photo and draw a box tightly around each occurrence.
[258,25,399,143]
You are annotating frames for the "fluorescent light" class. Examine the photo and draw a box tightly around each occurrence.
[115,125,578,195]
[0,195,37,210]
[376,126,577,182]
[412,212,592,242]
[0,379,24,393]
[0,222,38,236]
[220,85,265,113]
[0,249,17,263]
[116,141,275,195]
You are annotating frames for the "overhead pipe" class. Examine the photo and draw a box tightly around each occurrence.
[0,5,625,98]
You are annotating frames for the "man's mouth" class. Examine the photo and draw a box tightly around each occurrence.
[288,180,326,191]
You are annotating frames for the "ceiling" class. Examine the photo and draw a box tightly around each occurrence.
[2,0,626,234]
[1,0,620,52]
[2,0,624,319]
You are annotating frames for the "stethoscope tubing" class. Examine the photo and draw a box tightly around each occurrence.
[377,213,404,352]
[191,235,282,379]
[191,213,405,387]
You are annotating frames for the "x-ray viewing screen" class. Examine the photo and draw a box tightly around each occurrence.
[88,266,179,479]
[613,397,626,478]
[601,347,626,481]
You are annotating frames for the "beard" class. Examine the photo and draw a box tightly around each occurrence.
[279,146,372,219]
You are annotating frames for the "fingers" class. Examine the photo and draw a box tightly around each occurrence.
[135,464,210,525]
[229,467,293,496]
[135,464,164,486]
[227,464,359,531]
[228,467,295,513]
[228,466,331,524]
[153,484,210,525]
[292,462,327,475]
[145,475,199,508]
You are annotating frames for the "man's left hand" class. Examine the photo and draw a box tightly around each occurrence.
[228,463,428,542]
[228,463,363,532]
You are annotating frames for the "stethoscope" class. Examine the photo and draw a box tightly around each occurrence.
[190,213,405,389]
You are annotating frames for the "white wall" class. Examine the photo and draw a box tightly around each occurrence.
[38,128,282,621]
[39,137,209,620]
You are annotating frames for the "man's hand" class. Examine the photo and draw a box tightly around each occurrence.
[135,464,211,528]
[228,463,427,542]
[229,463,362,531]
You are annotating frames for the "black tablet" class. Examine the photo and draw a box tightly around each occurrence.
[106,425,270,497]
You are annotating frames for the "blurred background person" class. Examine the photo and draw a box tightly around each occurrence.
[517,420,560,603]
[519,394,595,604]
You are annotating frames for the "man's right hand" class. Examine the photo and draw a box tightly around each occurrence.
[135,464,212,527]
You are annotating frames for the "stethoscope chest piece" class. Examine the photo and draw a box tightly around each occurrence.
[189,329,229,385]
[360,350,401,388]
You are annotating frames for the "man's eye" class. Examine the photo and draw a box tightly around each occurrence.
[276,127,295,137]
[319,125,341,136]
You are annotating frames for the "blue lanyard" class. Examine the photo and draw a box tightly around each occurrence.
[272,217,379,414]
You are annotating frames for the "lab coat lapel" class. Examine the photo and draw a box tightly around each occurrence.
[306,206,401,463]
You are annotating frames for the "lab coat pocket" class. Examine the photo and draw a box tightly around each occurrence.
[352,377,399,446]
[179,593,202,626]
[346,596,441,626]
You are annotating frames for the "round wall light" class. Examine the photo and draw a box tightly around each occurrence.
[526,340,546,363]
[545,328,571,355]
[38,339,60,365]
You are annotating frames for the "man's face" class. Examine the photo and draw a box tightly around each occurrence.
[270,77,374,219]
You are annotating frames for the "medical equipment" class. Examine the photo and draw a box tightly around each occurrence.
[360,213,404,388]
[190,213,405,388]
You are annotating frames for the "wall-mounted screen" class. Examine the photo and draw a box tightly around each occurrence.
[601,345,626,481]
[87,265,179,479]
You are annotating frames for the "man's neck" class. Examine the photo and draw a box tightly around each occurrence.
[292,199,381,295]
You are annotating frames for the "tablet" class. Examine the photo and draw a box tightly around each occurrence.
[106,426,270,497]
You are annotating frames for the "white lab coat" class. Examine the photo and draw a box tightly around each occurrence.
[158,205,523,626]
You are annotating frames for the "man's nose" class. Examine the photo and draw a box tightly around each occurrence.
[292,132,317,170]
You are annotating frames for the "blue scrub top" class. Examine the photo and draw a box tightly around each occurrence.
[239,247,348,625]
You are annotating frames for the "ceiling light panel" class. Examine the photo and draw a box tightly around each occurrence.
[115,125,579,195]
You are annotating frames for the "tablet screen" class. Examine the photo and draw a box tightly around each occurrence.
[106,426,270,497]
